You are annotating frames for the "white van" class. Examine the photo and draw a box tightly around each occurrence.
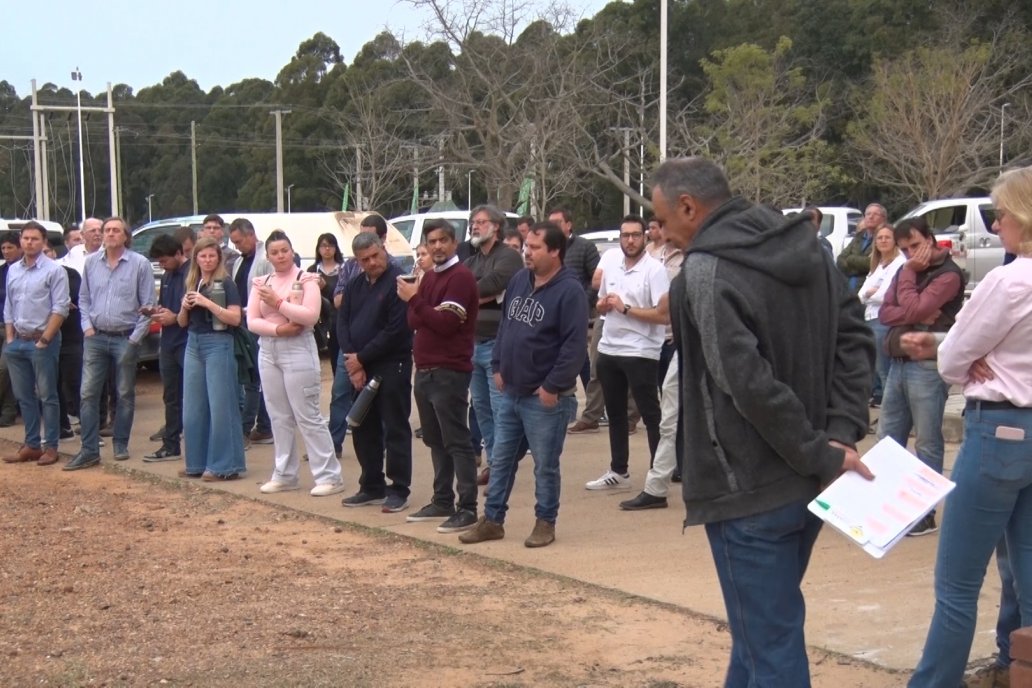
[130,212,413,269]
[781,207,862,258]
[1,219,67,257]
[390,209,519,249]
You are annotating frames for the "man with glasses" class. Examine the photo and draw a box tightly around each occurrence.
[585,214,669,491]
[463,204,524,486]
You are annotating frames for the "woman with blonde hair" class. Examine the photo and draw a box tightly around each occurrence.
[858,224,905,406]
[248,230,346,497]
[908,166,1032,686]
[176,236,246,480]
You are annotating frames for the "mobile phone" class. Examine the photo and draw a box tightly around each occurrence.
[399,275,417,284]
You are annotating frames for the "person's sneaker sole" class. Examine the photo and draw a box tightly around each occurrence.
[310,483,347,497]
[260,481,300,494]
[381,499,410,513]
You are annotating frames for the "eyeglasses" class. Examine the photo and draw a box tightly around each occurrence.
[471,219,494,226]
[620,232,644,239]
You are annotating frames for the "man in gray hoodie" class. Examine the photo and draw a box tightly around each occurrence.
[651,157,874,688]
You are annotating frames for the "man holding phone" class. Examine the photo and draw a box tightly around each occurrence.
[144,235,190,461]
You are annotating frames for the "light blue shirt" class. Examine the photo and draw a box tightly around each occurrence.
[80,248,155,344]
[3,253,70,334]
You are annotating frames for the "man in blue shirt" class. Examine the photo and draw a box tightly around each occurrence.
[2,222,70,466]
[64,217,155,470]
[144,234,189,461]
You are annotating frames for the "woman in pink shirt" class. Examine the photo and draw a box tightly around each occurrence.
[247,230,345,497]
[909,167,1032,687]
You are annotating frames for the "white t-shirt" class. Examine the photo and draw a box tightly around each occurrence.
[858,254,906,321]
[598,250,669,360]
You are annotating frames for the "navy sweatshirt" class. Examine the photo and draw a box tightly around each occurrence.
[338,262,412,367]
[492,266,587,396]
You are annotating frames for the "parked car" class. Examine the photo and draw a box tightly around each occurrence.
[579,229,619,256]
[0,219,66,257]
[390,210,518,250]
[899,197,998,292]
[781,206,863,259]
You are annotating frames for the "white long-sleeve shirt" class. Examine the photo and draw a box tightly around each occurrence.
[938,257,1032,405]
[858,254,905,321]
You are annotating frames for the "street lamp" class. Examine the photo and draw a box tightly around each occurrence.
[287,184,295,213]
[146,193,155,222]
[467,171,473,209]
[72,68,86,223]
[1000,102,1012,168]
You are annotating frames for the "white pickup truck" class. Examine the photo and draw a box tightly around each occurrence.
[900,197,1001,291]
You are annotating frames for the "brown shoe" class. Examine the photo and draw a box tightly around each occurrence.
[3,445,43,463]
[37,447,59,466]
[248,429,274,444]
[567,419,599,434]
[476,467,490,486]
[524,518,555,548]
[458,516,505,544]
[628,423,637,435]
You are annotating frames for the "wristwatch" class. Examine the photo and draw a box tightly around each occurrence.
[622,304,631,315]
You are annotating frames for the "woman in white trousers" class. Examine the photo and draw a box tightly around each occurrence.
[247,230,345,497]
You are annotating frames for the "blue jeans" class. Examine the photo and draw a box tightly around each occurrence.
[868,319,890,402]
[6,336,61,449]
[705,497,823,688]
[183,332,245,477]
[878,359,949,474]
[484,392,576,524]
[910,403,1032,687]
[470,340,502,464]
[328,351,354,453]
[80,333,140,456]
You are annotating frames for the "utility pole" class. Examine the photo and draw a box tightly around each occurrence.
[30,80,43,217]
[39,113,50,219]
[270,109,291,212]
[437,136,446,204]
[115,126,124,217]
[106,83,117,216]
[287,184,294,213]
[1000,103,1011,168]
[659,0,668,161]
[191,120,198,214]
[72,68,86,223]
[146,193,155,222]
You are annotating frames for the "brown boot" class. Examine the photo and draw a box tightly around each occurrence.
[524,519,555,548]
[37,447,59,466]
[458,516,505,544]
[476,467,490,486]
[3,445,42,464]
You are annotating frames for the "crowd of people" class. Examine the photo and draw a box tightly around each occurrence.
[2,157,1030,687]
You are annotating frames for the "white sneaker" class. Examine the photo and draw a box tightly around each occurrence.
[585,470,631,491]
[260,480,300,494]
[310,482,346,497]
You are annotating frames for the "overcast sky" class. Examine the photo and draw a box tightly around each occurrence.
[4,0,616,96]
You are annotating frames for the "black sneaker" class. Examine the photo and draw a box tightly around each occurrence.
[341,492,386,507]
[63,452,100,471]
[437,509,477,533]
[906,513,938,537]
[406,502,455,522]
[619,491,668,511]
[381,494,409,513]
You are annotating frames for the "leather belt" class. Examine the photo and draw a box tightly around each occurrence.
[96,328,134,337]
[15,330,44,341]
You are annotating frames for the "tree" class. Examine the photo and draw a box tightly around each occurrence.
[847,35,1032,203]
[677,38,843,206]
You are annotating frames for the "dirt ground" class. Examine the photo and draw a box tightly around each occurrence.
[0,458,907,688]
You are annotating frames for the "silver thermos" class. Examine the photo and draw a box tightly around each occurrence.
[210,280,227,331]
[346,376,382,428]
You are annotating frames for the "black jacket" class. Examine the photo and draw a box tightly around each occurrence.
[672,198,874,525]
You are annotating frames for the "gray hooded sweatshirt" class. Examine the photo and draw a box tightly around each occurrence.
[672,197,874,525]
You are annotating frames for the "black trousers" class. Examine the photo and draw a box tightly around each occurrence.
[413,367,477,512]
[351,358,413,499]
[159,343,186,450]
[596,352,661,475]
[57,339,83,429]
